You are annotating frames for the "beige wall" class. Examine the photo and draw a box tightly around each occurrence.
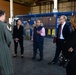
[31,4,52,14]
[58,1,76,12]
[31,1,76,14]
[0,0,30,21]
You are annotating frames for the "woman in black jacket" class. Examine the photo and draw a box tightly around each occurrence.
[62,14,76,75]
[13,19,24,58]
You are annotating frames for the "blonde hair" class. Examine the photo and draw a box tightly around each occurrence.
[70,14,76,31]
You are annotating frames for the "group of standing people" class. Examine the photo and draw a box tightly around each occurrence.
[0,9,45,75]
[13,19,45,62]
[48,15,76,75]
[0,9,76,75]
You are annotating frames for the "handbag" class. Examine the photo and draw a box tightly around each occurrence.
[58,52,76,68]
[53,37,57,43]
[58,55,69,68]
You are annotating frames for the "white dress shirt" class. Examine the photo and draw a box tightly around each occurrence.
[60,22,66,39]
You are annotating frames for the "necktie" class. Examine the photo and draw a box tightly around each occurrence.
[58,24,62,39]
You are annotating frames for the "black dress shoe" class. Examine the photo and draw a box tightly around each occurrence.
[38,59,43,62]
[31,57,35,60]
[48,62,56,65]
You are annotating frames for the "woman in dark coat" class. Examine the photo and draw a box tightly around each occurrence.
[13,19,24,58]
[62,14,76,75]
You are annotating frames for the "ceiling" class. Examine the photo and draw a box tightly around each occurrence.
[5,0,75,6]
[5,0,53,6]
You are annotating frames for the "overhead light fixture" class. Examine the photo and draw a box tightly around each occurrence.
[33,2,36,5]
[49,18,51,20]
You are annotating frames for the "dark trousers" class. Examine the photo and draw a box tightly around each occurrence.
[33,41,43,60]
[52,39,64,63]
[66,55,76,75]
[14,39,24,55]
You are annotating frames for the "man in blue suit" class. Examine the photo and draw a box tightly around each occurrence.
[48,15,72,65]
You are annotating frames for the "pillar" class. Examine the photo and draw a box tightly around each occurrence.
[53,0,58,12]
[9,0,13,24]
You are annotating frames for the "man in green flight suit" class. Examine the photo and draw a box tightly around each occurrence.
[0,10,13,75]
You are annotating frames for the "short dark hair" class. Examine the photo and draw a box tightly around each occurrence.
[36,20,41,23]
[16,19,21,23]
[0,10,5,17]
[16,19,21,25]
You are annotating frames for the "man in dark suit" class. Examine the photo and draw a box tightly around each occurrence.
[13,19,24,58]
[48,15,71,65]
[62,14,76,75]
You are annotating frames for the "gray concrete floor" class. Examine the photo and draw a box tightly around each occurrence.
[10,38,66,75]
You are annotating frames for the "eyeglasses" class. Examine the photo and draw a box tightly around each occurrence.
[59,18,64,20]
[37,22,40,23]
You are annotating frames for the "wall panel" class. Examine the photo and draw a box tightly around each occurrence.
[0,0,30,21]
